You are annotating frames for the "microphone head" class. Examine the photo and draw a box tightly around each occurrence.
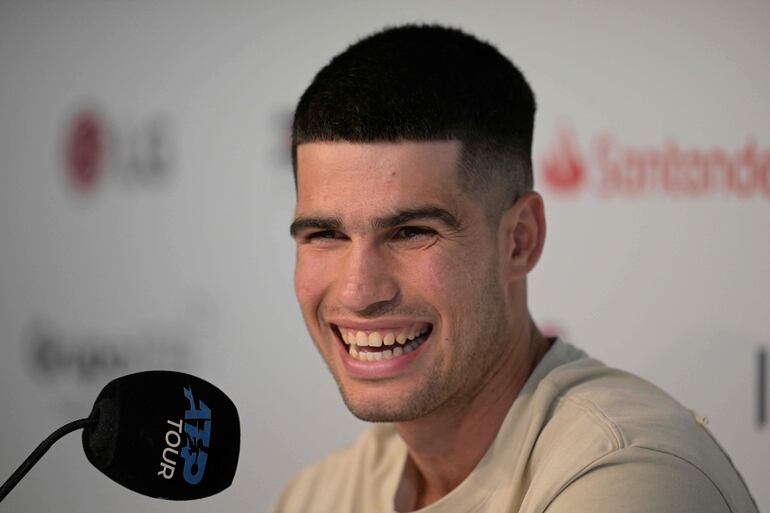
[82,370,240,500]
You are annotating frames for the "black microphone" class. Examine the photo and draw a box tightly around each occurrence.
[0,370,240,502]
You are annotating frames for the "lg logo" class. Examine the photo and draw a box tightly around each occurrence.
[67,111,104,191]
[64,107,175,195]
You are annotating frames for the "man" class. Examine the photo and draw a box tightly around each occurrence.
[272,24,758,512]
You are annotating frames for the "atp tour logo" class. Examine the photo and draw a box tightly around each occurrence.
[159,387,211,485]
[538,125,770,199]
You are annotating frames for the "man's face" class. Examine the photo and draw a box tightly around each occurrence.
[292,141,516,422]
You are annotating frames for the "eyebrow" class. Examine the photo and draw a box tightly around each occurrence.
[289,206,461,237]
[371,206,460,230]
[289,216,343,237]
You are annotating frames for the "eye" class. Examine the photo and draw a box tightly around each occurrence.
[304,230,344,243]
[391,226,437,241]
[308,230,336,239]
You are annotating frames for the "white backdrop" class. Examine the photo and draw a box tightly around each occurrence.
[0,1,767,512]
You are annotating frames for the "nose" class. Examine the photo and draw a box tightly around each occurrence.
[338,241,399,316]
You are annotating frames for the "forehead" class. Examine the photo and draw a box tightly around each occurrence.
[295,141,465,215]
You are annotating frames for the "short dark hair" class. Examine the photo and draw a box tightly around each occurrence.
[292,24,536,217]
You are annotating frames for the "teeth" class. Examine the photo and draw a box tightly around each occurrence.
[347,330,428,361]
[339,326,431,345]
[339,323,432,360]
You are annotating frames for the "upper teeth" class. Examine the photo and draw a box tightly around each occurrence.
[340,324,430,347]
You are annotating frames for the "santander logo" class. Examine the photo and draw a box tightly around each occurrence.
[539,127,588,195]
[538,124,770,199]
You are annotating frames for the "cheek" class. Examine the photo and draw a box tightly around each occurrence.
[293,252,330,309]
[408,249,477,309]
[293,266,314,299]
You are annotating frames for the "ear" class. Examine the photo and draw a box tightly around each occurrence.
[498,191,546,280]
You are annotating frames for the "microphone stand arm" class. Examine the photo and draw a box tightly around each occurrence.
[0,417,97,502]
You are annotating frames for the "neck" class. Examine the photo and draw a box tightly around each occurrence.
[393,316,551,510]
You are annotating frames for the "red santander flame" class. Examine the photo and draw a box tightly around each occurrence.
[539,126,587,195]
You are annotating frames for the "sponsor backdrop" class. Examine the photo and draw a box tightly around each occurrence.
[0,1,767,512]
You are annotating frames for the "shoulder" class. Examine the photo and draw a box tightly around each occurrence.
[543,446,735,513]
[539,357,699,454]
[269,423,404,513]
[528,357,758,513]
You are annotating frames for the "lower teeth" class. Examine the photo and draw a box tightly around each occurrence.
[349,333,428,361]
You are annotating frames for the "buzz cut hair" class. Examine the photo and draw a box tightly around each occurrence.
[292,24,537,218]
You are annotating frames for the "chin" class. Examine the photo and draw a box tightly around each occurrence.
[339,382,439,423]
[338,386,400,422]
[345,401,416,423]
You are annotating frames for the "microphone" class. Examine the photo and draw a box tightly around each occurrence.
[0,370,240,502]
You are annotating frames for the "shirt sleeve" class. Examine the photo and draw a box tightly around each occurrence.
[543,446,733,513]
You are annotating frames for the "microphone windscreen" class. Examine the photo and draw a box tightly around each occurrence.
[82,370,240,500]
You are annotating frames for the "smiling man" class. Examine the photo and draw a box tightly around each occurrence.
[271,25,758,513]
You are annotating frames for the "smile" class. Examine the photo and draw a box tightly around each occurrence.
[334,323,433,362]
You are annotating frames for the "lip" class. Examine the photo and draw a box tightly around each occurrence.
[331,323,432,380]
[330,319,433,332]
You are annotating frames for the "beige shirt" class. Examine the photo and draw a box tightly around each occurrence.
[270,340,758,513]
